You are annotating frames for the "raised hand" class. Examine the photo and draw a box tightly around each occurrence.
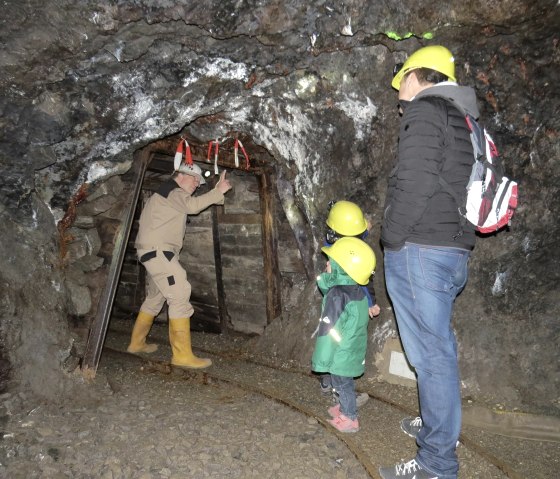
[216,170,232,194]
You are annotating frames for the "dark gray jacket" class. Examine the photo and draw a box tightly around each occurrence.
[381,83,479,251]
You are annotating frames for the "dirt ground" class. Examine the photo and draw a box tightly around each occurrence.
[1,319,558,478]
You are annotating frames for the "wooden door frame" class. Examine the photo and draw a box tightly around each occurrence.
[81,146,283,376]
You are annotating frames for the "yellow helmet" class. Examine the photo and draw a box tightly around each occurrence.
[326,200,368,237]
[391,45,456,90]
[321,237,376,285]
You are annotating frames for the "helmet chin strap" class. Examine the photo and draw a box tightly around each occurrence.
[326,228,340,245]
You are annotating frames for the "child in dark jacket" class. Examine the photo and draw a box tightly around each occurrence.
[312,237,376,433]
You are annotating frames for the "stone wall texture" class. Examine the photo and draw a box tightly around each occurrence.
[0,0,558,416]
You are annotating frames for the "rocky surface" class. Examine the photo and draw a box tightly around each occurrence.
[0,0,558,421]
[1,366,370,479]
[1,325,558,479]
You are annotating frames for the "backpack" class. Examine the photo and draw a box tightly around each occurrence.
[436,99,519,234]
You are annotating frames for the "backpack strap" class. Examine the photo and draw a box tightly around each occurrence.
[438,176,468,238]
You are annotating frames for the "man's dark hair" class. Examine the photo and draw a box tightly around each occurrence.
[406,67,448,85]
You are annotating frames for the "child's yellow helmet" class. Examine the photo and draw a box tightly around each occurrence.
[326,200,368,236]
[321,237,376,285]
[391,45,456,91]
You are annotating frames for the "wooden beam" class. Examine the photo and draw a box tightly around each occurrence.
[210,179,228,332]
[81,149,149,375]
[148,149,269,175]
[219,213,261,225]
[257,171,282,324]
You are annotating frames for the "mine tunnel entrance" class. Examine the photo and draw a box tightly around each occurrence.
[82,136,306,373]
[114,150,280,335]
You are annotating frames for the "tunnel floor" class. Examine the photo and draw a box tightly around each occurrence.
[1,318,558,478]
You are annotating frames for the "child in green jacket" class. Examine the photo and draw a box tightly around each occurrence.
[312,237,376,433]
[319,200,380,400]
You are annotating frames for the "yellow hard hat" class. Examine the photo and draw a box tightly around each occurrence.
[391,45,456,90]
[321,237,376,285]
[326,200,368,237]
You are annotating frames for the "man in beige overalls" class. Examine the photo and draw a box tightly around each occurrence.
[127,162,232,368]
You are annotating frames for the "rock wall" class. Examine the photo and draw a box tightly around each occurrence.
[0,0,558,415]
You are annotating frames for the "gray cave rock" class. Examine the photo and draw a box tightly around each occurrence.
[0,0,558,419]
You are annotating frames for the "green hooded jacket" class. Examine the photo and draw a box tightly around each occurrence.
[311,260,370,378]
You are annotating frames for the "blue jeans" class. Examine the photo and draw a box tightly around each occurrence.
[384,243,470,478]
[331,374,357,420]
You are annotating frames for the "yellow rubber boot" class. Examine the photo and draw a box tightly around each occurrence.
[127,311,158,353]
[169,317,212,369]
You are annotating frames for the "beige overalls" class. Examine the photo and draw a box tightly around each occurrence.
[135,180,224,319]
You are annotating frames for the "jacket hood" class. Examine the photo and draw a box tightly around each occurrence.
[317,259,356,294]
[415,82,480,119]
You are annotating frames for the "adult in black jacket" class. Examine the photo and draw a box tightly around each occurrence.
[379,46,478,479]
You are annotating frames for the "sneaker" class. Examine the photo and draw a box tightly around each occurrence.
[330,390,369,405]
[379,459,438,479]
[328,413,360,433]
[401,416,460,447]
[319,376,332,395]
[401,416,423,438]
[328,403,341,418]
[356,392,369,408]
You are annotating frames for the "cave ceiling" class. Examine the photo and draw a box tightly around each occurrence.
[0,0,559,411]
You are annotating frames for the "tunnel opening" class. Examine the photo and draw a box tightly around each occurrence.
[81,133,308,373]
[114,148,278,336]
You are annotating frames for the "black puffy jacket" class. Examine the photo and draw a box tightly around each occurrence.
[381,84,479,251]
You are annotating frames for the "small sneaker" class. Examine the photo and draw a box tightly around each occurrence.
[327,403,341,418]
[328,413,360,433]
[379,459,438,479]
[319,376,332,395]
[401,416,423,438]
[356,392,369,408]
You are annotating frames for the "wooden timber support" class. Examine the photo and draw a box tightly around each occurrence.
[81,149,149,376]
[81,136,282,376]
[257,170,282,324]
[211,175,229,332]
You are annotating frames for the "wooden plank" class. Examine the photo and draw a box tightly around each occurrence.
[221,252,263,265]
[257,171,282,324]
[227,302,267,319]
[211,180,227,332]
[219,236,262,250]
[219,213,262,225]
[190,291,219,308]
[218,277,267,292]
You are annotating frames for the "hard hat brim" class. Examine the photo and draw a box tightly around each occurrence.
[176,165,206,184]
[391,67,407,90]
[182,171,206,185]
